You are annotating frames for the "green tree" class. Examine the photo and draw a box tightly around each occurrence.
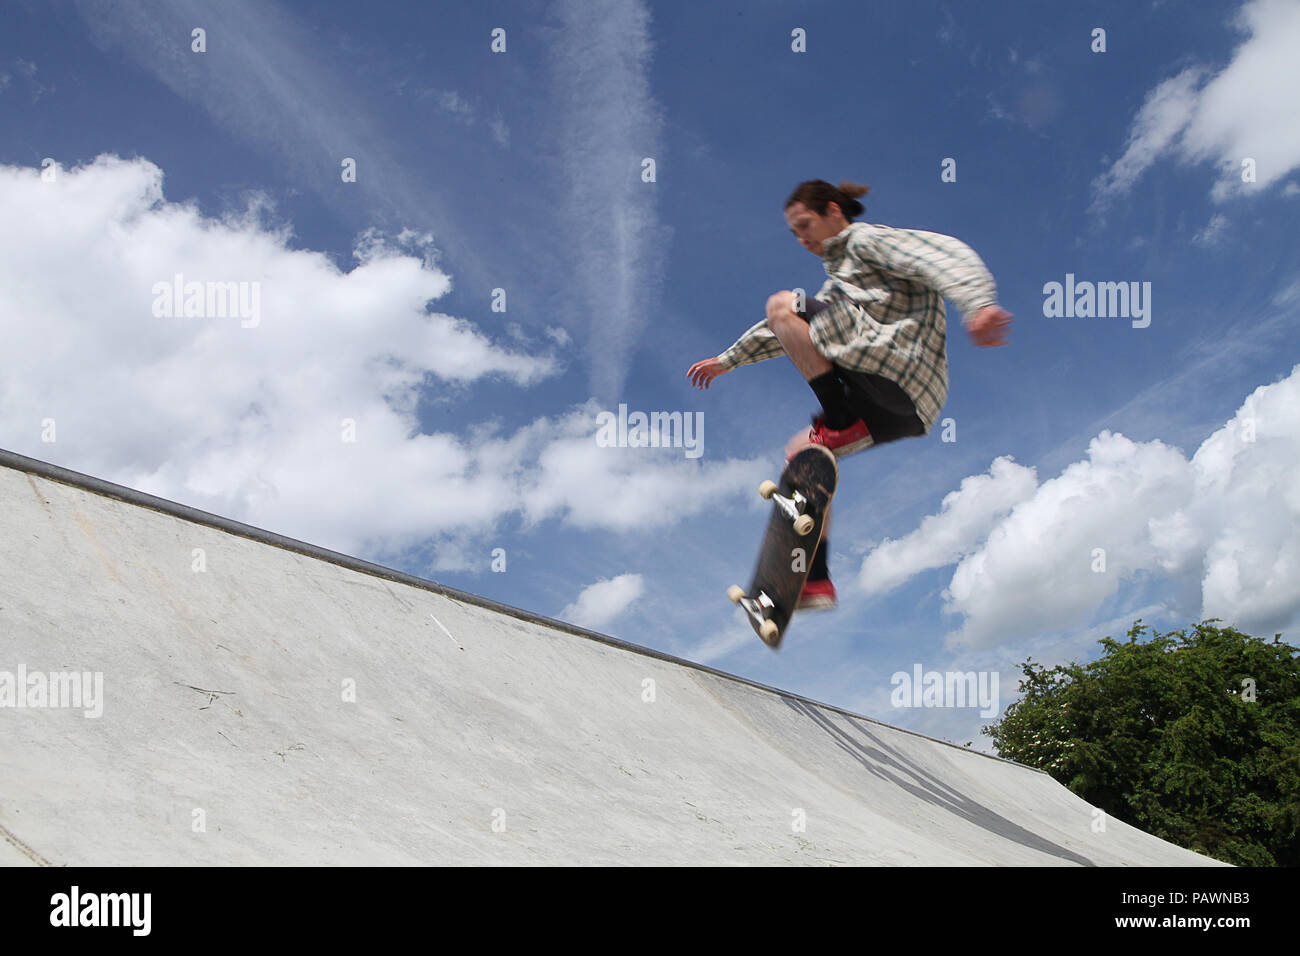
[984,620,1300,866]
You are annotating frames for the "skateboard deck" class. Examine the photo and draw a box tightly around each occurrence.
[728,445,838,648]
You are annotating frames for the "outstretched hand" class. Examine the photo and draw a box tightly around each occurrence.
[968,305,1012,347]
[687,356,728,390]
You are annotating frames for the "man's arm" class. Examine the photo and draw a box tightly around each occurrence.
[688,316,789,389]
[852,226,1000,328]
[716,317,786,369]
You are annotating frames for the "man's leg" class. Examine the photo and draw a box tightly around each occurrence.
[781,377,917,605]
[767,291,833,380]
[766,292,857,431]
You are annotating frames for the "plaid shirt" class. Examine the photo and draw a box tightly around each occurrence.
[717,222,998,431]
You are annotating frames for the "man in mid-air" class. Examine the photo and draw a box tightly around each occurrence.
[688,179,1012,610]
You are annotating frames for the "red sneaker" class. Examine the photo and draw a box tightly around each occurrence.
[798,577,837,611]
[809,416,872,456]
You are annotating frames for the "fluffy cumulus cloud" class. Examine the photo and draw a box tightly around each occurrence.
[1192,378,1300,631]
[941,433,1196,648]
[0,156,760,564]
[1093,0,1300,205]
[559,573,645,631]
[858,456,1039,597]
[858,365,1300,649]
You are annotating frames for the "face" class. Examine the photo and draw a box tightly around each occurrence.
[785,201,846,256]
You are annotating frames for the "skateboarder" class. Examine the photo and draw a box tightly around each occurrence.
[688,179,1011,610]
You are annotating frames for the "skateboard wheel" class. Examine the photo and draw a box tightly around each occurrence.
[793,514,815,536]
[759,480,778,500]
[726,585,745,604]
[759,619,780,644]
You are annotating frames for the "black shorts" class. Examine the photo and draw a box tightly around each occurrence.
[835,366,926,443]
[797,296,926,445]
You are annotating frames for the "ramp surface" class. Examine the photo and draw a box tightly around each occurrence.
[0,450,1221,866]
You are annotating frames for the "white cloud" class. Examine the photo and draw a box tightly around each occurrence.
[1189,377,1300,632]
[76,0,669,406]
[857,456,1038,597]
[521,413,763,531]
[1093,0,1300,205]
[1194,212,1230,246]
[0,155,543,523]
[0,156,761,564]
[942,433,1196,649]
[560,573,645,630]
[1093,69,1204,203]
[546,0,669,402]
[859,366,1300,649]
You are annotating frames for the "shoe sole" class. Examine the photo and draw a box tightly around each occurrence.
[825,435,873,457]
[797,596,838,612]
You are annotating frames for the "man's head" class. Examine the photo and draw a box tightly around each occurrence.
[784,180,869,256]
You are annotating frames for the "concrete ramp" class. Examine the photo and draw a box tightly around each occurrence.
[0,450,1219,866]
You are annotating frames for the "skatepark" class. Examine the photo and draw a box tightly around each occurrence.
[0,448,1222,866]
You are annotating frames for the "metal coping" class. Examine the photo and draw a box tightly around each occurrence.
[0,446,1042,773]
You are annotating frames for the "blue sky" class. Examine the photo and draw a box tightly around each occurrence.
[3,0,1298,752]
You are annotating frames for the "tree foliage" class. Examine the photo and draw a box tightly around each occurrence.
[983,620,1300,866]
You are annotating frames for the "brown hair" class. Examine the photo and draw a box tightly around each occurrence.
[784,180,870,220]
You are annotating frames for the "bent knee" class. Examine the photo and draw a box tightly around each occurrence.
[766,290,796,319]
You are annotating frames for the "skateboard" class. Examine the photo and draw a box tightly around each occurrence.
[728,445,838,648]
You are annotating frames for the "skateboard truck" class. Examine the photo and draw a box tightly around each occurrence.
[758,480,815,536]
[727,585,780,644]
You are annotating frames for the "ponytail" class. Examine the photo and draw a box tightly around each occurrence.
[784,179,870,220]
